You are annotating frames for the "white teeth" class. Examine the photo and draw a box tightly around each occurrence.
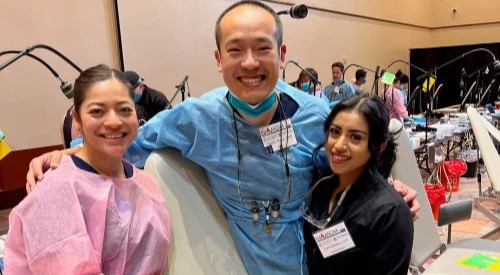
[241,77,261,83]
[332,155,349,161]
[104,134,123,139]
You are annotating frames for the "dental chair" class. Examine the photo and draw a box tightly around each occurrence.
[389,119,499,275]
[144,148,247,275]
[467,107,500,238]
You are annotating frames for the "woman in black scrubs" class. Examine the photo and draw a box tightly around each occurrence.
[304,94,413,275]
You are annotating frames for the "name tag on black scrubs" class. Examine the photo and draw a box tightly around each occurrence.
[312,221,356,258]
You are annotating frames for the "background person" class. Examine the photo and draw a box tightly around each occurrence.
[323,62,356,107]
[304,94,413,275]
[395,70,409,106]
[123,70,170,125]
[352,68,367,95]
[292,67,329,104]
[383,76,409,122]
[6,64,171,274]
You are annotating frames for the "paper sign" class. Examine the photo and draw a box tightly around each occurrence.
[381,71,396,85]
[422,76,436,92]
[0,140,11,160]
[458,253,500,271]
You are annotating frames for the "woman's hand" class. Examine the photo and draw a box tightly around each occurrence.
[393,179,420,221]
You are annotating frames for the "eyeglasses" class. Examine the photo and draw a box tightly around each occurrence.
[301,199,334,230]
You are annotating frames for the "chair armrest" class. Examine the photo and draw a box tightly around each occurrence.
[437,199,472,227]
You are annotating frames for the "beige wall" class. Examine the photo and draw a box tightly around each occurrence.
[428,25,500,48]
[0,0,117,150]
[429,0,500,27]
[281,7,431,84]
[1,0,499,150]
[300,0,431,26]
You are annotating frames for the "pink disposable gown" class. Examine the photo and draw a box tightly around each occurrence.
[5,155,170,275]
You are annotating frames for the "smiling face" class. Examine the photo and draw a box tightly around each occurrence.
[214,4,286,105]
[325,110,371,185]
[74,78,138,161]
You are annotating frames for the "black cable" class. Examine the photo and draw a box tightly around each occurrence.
[0,50,61,78]
[0,44,82,73]
[277,95,291,204]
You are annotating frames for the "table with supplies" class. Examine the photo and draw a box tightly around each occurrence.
[407,115,470,173]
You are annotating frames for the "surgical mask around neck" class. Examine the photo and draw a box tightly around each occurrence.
[362,78,367,84]
[300,82,311,92]
[227,91,277,118]
[333,79,343,86]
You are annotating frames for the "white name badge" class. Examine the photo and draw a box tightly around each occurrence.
[259,119,297,154]
[312,221,355,259]
[334,86,341,94]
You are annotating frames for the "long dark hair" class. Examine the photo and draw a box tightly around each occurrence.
[323,94,398,178]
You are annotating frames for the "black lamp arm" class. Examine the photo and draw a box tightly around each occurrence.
[416,48,499,82]
[0,50,61,79]
[343,63,377,82]
[0,44,82,73]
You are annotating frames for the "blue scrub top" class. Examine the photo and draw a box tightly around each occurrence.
[125,80,330,274]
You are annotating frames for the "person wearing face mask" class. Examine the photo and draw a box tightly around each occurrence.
[292,68,329,104]
[123,71,170,125]
[352,68,367,95]
[323,62,356,108]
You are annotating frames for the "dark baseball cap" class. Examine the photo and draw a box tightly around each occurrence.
[123,71,144,87]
